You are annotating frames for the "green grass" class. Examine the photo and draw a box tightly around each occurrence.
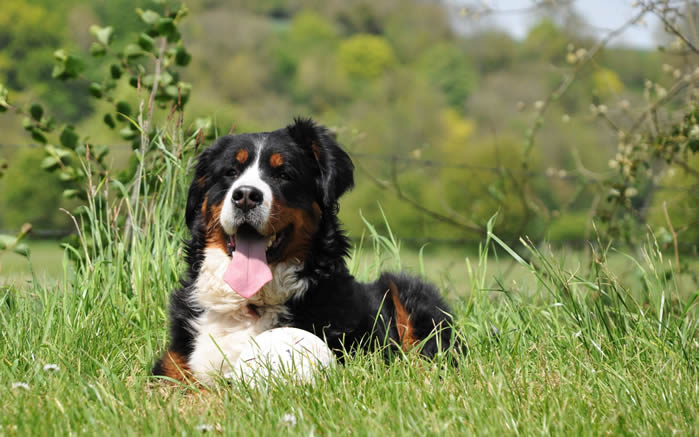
[1,141,697,436]
[0,240,66,285]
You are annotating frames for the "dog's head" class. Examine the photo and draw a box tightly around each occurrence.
[186,118,353,297]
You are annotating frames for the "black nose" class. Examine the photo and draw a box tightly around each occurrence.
[232,185,263,212]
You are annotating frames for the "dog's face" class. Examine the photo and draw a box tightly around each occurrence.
[186,118,354,270]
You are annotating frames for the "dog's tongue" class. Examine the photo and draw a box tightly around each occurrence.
[223,233,272,298]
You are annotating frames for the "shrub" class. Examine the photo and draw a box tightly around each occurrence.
[338,34,396,80]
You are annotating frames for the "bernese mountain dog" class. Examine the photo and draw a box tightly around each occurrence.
[153,118,457,383]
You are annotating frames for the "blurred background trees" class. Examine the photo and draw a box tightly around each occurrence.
[0,0,696,251]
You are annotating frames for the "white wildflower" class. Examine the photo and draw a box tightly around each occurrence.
[662,63,673,73]
[673,69,681,79]
[534,100,544,110]
[566,53,577,64]
[561,114,570,123]
[281,413,297,426]
[609,188,620,197]
[545,167,556,177]
[12,382,30,390]
[575,48,587,59]
[608,159,619,169]
[597,104,608,115]
[43,364,60,372]
[195,424,213,433]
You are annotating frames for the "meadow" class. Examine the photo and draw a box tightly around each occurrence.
[1,194,697,435]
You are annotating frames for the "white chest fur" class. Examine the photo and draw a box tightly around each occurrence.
[187,248,308,383]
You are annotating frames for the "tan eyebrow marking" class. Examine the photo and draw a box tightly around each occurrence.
[236,149,249,164]
[270,153,284,168]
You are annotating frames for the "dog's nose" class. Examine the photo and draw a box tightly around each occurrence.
[232,185,264,212]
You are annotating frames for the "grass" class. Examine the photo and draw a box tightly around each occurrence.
[0,240,66,285]
[1,137,697,436]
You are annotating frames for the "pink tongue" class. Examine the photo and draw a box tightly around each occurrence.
[223,235,272,298]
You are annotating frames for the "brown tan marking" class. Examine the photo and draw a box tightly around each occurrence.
[203,200,228,252]
[311,142,320,162]
[264,201,322,263]
[269,153,284,168]
[235,149,249,164]
[159,350,192,382]
[389,281,417,351]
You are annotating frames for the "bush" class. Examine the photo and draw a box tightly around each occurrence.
[338,34,396,80]
[418,43,478,109]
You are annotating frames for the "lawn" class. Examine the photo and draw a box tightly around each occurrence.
[1,214,697,435]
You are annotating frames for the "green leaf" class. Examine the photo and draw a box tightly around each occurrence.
[160,72,173,86]
[29,103,43,121]
[45,144,70,159]
[58,169,76,181]
[89,42,107,57]
[0,234,16,250]
[142,74,155,87]
[13,243,30,258]
[138,33,154,51]
[53,49,68,62]
[164,85,178,98]
[138,9,160,25]
[62,189,81,199]
[156,17,176,36]
[175,46,191,66]
[31,130,47,144]
[115,101,132,121]
[119,126,138,140]
[52,51,85,80]
[110,64,122,79]
[104,113,116,129]
[90,25,114,46]
[124,44,144,59]
[60,126,79,149]
[88,82,103,98]
[41,156,59,170]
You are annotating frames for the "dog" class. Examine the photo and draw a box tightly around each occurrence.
[153,118,457,383]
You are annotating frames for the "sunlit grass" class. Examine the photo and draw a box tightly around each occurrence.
[1,137,697,435]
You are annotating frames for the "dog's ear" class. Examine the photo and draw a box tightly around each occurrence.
[185,147,214,230]
[287,117,354,208]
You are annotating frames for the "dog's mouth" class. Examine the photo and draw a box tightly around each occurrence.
[226,223,292,264]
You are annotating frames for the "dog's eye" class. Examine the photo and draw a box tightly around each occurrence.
[225,168,239,178]
[279,171,292,181]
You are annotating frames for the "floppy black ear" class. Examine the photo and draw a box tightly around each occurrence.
[185,147,214,230]
[287,117,354,208]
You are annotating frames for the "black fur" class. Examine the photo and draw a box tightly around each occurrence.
[154,118,458,377]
